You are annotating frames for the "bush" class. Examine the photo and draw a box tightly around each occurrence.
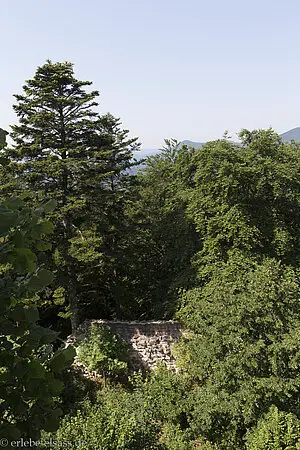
[58,367,100,415]
[76,323,128,379]
[159,423,194,449]
[245,405,300,450]
[42,388,164,450]
[42,366,227,449]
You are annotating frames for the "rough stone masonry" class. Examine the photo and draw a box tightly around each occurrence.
[71,319,183,372]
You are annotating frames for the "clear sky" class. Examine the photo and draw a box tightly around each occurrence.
[1,0,300,148]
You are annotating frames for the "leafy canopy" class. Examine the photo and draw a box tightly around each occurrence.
[0,197,75,441]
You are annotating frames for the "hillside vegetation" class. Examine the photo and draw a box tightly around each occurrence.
[0,61,300,449]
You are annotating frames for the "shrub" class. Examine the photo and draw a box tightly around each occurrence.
[76,323,128,379]
[42,388,164,450]
[245,405,300,450]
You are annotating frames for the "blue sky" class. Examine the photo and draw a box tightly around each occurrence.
[1,0,300,148]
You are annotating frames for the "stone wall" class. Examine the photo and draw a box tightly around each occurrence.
[72,319,183,372]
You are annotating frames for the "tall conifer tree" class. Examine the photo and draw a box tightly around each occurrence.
[6,60,139,329]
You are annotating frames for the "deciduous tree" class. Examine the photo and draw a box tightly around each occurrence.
[0,198,75,441]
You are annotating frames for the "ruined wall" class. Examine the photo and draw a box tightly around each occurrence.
[73,320,183,372]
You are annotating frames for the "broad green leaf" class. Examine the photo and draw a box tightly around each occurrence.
[26,269,54,292]
[9,306,39,323]
[9,248,37,273]
[0,423,21,440]
[27,360,46,379]
[42,199,57,213]
[43,408,63,432]
[9,305,27,322]
[3,197,24,210]
[24,307,40,323]
[51,379,64,395]
[11,230,25,248]
[0,369,10,383]
[50,346,75,373]
[31,221,54,238]
[0,210,18,235]
[33,207,44,217]
[29,325,58,345]
[39,221,54,234]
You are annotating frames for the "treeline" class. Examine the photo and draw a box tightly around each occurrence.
[0,61,300,449]
[0,60,198,333]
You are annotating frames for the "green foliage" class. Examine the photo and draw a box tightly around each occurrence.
[43,369,197,449]
[245,405,300,450]
[159,423,194,450]
[2,60,140,329]
[77,112,141,321]
[177,256,300,449]
[0,198,75,441]
[43,388,163,450]
[187,130,300,276]
[76,323,128,377]
[121,139,199,318]
[0,128,8,148]
[3,67,300,450]
[171,130,300,448]
[58,368,100,416]
[134,367,190,425]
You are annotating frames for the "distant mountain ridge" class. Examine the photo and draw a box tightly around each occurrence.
[139,127,300,158]
[182,127,300,148]
[280,127,300,142]
[180,140,205,149]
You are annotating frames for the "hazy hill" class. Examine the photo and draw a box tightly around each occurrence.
[138,128,300,159]
[280,127,300,142]
[181,128,300,150]
[180,140,205,149]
